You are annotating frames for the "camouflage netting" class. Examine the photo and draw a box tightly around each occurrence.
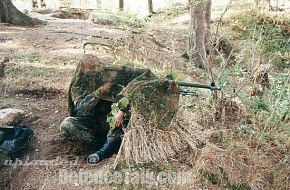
[69,55,205,165]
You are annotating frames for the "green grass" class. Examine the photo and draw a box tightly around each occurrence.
[226,8,290,68]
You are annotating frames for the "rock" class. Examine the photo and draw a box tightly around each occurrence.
[0,108,25,125]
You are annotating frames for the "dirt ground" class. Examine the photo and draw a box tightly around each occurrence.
[0,17,97,190]
[0,12,194,190]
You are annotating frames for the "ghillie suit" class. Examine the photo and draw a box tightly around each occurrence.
[61,54,151,148]
[68,55,152,115]
[61,54,204,165]
[119,76,209,165]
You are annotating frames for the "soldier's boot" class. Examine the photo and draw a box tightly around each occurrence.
[87,136,122,164]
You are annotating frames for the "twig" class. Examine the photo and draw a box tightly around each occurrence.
[83,42,112,54]
[206,0,234,80]
[147,33,170,50]
[113,134,125,170]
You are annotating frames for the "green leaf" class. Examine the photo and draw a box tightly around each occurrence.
[111,103,119,116]
[106,116,116,128]
[117,97,129,110]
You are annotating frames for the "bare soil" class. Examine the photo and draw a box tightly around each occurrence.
[0,16,111,190]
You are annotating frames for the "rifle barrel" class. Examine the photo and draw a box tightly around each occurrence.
[179,90,198,96]
[176,82,221,90]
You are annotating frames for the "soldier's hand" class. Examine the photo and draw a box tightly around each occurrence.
[115,110,125,128]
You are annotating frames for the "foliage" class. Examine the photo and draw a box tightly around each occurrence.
[215,56,290,146]
[107,97,129,128]
[239,73,290,145]
[168,3,188,17]
[227,9,290,68]
[89,11,145,28]
[51,9,90,20]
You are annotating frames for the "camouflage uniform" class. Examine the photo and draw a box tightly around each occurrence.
[60,55,151,147]
[60,98,111,147]
[60,54,181,163]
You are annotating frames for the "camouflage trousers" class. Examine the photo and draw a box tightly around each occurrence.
[60,116,109,147]
[60,117,124,148]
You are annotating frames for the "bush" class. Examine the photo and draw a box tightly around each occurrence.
[227,9,290,68]
[89,11,145,28]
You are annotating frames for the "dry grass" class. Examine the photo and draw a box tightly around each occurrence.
[120,105,208,165]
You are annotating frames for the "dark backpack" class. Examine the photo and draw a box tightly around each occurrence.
[0,126,33,157]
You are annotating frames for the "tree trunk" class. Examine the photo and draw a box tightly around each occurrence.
[32,0,38,8]
[96,0,101,9]
[148,0,153,14]
[119,0,124,11]
[204,0,211,51]
[188,0,211,70]
[0,0,34,25]
[40,0,46,8]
